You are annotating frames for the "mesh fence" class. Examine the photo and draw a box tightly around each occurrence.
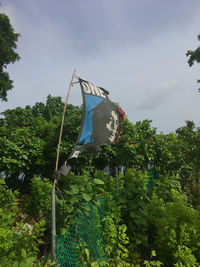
[55,225,80,267]
[147,169,160,189]
[55,198,106,266]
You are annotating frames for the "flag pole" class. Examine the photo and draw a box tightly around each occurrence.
[51,69,77,263]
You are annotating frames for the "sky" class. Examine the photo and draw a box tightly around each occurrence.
[0,0,200,133]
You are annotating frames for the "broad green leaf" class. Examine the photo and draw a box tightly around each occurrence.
[93,179,104,185]
[82,204,90,211]
[13,262,19,267]
[91,262,99,267]
[95,187,105,194]
[64,190,73,195]
[25,252,38,263]
[70,184,79,194]
[151,250,156,257]
[60,227,67,235]
[21,248,26,258]
[70,196,79,204]
[66,205,73,213]
[85,183,92,192]
[85,248,90,260]
[92,199,100,207]
[82,193,92,201]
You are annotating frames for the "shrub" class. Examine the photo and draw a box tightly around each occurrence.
[25,176,52,219]
[147,179,200,266]
[118,169,150,248]
[0,179,47,264]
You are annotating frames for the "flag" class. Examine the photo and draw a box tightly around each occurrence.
[56,77,125,176]
[69,78,125,158]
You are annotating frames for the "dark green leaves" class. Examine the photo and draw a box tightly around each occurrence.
[0,14,20,101]
[186,34,200,91]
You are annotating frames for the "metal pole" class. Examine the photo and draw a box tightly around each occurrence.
[51,182,56,262]
[51,69,77,263]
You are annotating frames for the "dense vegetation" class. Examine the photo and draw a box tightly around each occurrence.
[1,95,200,266]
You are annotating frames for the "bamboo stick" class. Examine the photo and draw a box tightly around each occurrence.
[51,69,77,263]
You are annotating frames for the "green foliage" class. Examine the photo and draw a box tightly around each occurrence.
[0,179,46,264]
[95,119,159,172]
[174,121,200,207]
[152,175,182,202]
[1,258,55,267]
[0,13,20,101]
[144,250,163,266]
[0,95,84,185]
[1,93,200,265]
[186,34,200,67]
[0,179,18,255]
[186,34,200,91]
[0,218,46,264]
[25,177,52,219]
[0,127,45,174]
[174,245,198,267]
[119,169,150,248]
[102,193,130,266]
[77,243,106,267]
[147,179,200,266]
[56,171,105,232]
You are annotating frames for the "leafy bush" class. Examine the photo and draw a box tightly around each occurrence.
[118,169,150,248]
[25,176,52,219]
[56,171,106,233]
[174,245,198,267]
[0,179,47,264]
[147,179,200,266]
[0,179,18,256]
[144,250,163,266]
[103,193,130,266]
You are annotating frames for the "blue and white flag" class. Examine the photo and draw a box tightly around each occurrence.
[56,77,125,176]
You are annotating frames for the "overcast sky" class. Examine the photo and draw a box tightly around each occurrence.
[1,0,200,133]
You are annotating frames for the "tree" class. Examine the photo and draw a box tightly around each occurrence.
[0,95,83,190]
[186,34,200,92]
[0,13,20,101]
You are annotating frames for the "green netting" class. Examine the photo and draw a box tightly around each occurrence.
[55,198,106,266]
[77,199,106,262]
[55,225,80,266]
[147,168,160,189]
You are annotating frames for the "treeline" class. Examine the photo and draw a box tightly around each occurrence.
[0,95,200,266]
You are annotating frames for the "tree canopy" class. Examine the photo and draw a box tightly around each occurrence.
[0,13,20,101]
